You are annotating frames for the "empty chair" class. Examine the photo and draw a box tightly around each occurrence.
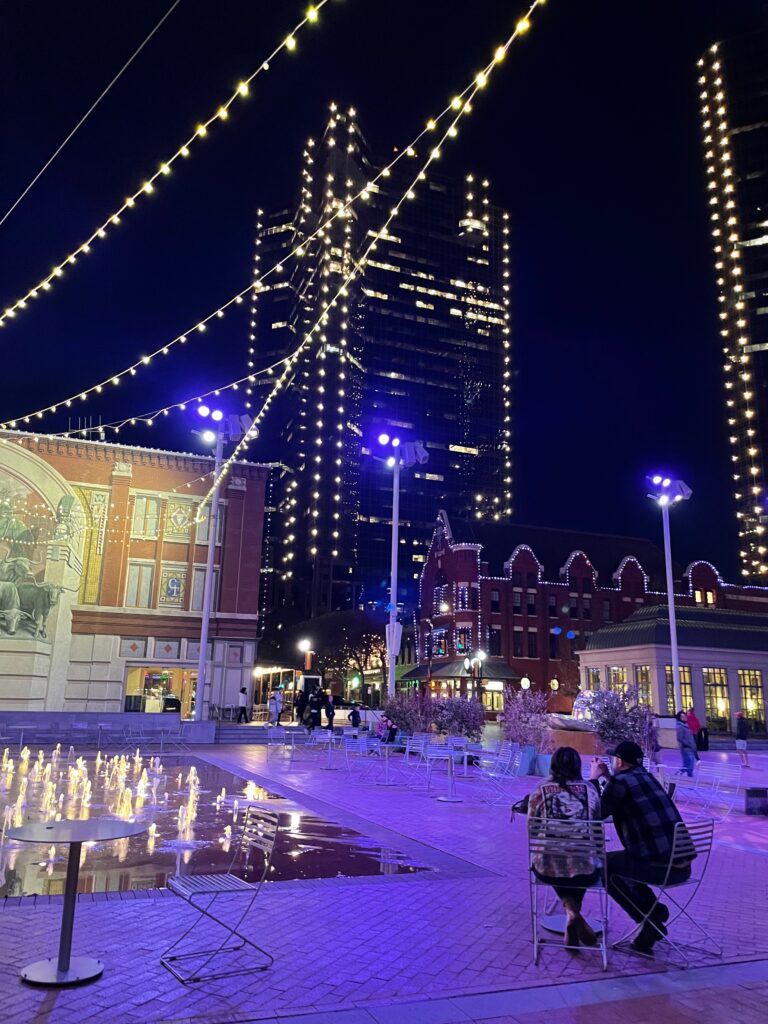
[676,763,742,817]
[161,806,279,984]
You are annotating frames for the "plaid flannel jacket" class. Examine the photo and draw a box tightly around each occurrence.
[600,766,692,866]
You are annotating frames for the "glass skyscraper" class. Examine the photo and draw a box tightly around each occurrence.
[250,104,511,617]
[699,31,768,580]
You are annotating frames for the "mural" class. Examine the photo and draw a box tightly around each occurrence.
[0,473,81,642]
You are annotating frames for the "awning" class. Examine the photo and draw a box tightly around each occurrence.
[400,658,522,683]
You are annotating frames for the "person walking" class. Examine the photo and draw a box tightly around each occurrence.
[675,711,697,777]
[268,690,280,726]
[527,746,602,950]
[347,706,361,731]
[274,688,284,725]
[237,686,250,724]
[307,686,324,733]
[295,687,309,725]
[735,711,751,768]
[591,740,694,956]
[686,707,705,753]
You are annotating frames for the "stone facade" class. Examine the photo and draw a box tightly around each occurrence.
[0,431,268,716]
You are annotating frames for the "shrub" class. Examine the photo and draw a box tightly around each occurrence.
[502,689,552,751]
[432,697,486,741]
[584,687,657,752]
[383,690,434,735]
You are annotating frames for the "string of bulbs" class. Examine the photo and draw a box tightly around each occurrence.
[0,2,328,332]
[2,1,544,432]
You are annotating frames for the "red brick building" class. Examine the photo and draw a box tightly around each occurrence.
[416,510,768,711]
[0,431,269,716]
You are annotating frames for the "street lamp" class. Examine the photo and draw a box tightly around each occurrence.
[376,433,429,698]
[520,676,531,690]
[646,473,692,714]
[463,649,486,699]
[297,638,314,672]
[193,406,254,722]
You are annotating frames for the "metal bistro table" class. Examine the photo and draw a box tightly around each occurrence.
[7,817,147,986]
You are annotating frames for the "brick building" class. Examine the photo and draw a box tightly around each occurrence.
[0,431,268,716]
[416,510,768,711]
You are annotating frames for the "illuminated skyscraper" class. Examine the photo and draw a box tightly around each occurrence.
[699,31,768,579]
[251,104,511,617]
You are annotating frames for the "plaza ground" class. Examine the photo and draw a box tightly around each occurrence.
[1,744,766,1024]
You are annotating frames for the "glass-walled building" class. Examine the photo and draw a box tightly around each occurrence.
[249,104,511,617]
[579,605,768,733]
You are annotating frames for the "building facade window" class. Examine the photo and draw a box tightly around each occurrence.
[125,562,154,608]
[603,600,612,621]
[608,666,628,693]
[432,630,447,657]
[490,589,500,613]
[665,665,693,714]
[196,503,226,545]
[548,595,557,617]
[526,572,538,588]
[456,627,471,654]
[513,592,522,615]
[702,667,731,733]
[586,667,601,691]
[513,629,523,658]
[634,665,652,706]
[582,598,591,619]
[527,591,536,615]
[548,632,559,660]
[132,496,160,538]
[527,630,537,659]
[738,669,766,733]
[512,571,522,587]
[489,627,502,656]
[457,586,469,611]
[190,566,219,612]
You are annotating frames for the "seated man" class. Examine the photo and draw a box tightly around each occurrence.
[591,740,694,956]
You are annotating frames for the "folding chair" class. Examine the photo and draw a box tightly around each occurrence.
[474,748,524,804]
[265,727,287,758]
[611,817,718,968]
[160,806,279,984]
[677,765,741,818]
[528,817,609,970]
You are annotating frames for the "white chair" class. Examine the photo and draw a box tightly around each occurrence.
[474,748,524,804]
[160,806,279,984]
[676,764,742,817]
[528,817,609,970]
[611,818,717,967]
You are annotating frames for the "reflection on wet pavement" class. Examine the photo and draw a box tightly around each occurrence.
[0,746,429,896]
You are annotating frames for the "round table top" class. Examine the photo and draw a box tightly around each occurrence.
[6,817,147,845]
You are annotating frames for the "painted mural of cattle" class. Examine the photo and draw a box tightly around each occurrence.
[0,557,39,584]
[0,581,24,635]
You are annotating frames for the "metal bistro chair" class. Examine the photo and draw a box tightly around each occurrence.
[528,817,609,970]
[265,727,287,758]
[161,806,279,984]
[677,764,742,818]
[612,817,718,968]
[475,747,524,804]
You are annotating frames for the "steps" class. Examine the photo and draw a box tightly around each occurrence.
[215,724,268,744]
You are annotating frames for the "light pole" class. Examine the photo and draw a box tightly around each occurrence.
[463,649,486,700]
[193,407,253,722]
[377,434,429,698]
[646,473,692,714]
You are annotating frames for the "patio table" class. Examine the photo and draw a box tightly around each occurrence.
[7,817,146,986]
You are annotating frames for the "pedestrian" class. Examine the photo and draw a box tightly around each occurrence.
[686,707,705,753]
[325,692,336,731]
[527,746,601,950]
[735,711,751,768]
[295,687,309,725]
[307,686,324,733]
[268,690,280,726]
[591,740,695,956]
[675,711,697,777]
[642,713,661,766]
[274,688,284,725]
[237,686,250,725]
[347,706,361,730]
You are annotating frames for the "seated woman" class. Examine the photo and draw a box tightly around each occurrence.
[527,746,602,949]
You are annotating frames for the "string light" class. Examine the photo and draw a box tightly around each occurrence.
[0,2,330,331]
[5,0,545,434]
[197,0,547,521]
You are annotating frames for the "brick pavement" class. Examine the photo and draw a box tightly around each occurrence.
[0,744,766,1024]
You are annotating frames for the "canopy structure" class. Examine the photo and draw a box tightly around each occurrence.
[400,658,521,683]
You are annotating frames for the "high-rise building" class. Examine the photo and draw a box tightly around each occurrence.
[249,104,511,618]
[698,31,768,580]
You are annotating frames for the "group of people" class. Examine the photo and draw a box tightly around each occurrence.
[675,706,751,771]
[527,740,692,957]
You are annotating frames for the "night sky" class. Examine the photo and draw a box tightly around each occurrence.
[2,0,767,580]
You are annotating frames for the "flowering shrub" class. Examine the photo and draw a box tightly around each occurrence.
[502,689,552,751]
[432,697,486,741]
[383,690,434,735]
[584,687,657,752]
[383,692,485,740]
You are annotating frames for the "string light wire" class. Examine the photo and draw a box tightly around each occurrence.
[195,0,546,518]
[2,1,545,431]
[0,2,329,330]
[0,0,185,231]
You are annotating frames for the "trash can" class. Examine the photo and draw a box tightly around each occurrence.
[745,787,768,815]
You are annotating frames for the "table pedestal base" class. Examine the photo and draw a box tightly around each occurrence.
[541,914,602,935]
[22,956,104,987]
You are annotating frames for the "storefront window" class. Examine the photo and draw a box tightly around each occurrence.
[634,665,652,706]
[665,665,693,713]
[124,665,198,719]
[586,667,601,691]
[702,667,730,733]
[607,666,628,693]
[738,669,766,733]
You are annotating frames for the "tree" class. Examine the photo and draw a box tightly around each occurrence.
[501,688,553,751]
[275,610,388,690]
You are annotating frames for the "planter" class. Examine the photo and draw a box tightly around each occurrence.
[534,753,552,778]
[518,745,536,776]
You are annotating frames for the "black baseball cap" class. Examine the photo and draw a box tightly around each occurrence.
[607,740,643,765]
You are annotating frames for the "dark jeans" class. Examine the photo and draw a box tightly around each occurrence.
[532,868,600,909]
[606,851,691,923]
[696,728,709,752]
[237,707,249,724]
